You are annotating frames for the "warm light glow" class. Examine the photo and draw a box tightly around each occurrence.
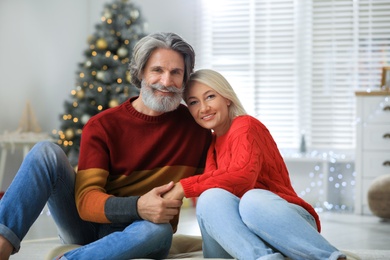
[73,118,79,123]
[92,51,97,56]
[107,19,112,24]
[73,102,78,107]
[98,105,103,110]
[117,78,122,83]
[79,73,85,78]
[105,51,111,57]
[97,86,103,92]
[103,65,108,70]
[71,90,76,95]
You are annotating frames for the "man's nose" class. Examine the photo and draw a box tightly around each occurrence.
[160,72,173,87]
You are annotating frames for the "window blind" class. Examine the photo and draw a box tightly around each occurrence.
[194,0,390,150]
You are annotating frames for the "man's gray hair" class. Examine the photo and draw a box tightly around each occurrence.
[128,32,195,89]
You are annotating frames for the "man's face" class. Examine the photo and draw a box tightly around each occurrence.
[140,48,185,113]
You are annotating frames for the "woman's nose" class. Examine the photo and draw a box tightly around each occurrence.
[200,101,210,112]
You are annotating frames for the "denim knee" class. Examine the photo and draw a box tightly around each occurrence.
[196,188,227,216]
[240,189,280,209]
[147,223,173,257]
[29,141,66,161]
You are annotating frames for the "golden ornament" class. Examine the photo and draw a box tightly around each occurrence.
[96,38,108,50]
[65,128,75,140]
[109,99,119,108]
[76,89,85,99]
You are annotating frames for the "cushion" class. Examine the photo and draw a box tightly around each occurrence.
[368,174,390,219]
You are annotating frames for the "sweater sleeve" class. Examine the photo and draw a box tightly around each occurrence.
[180,121,262,198]
[76,119,141,223]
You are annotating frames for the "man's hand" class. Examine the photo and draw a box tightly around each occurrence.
[137,181,183,224]
[163,182,185,201]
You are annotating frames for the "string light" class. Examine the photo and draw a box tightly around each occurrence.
[283,149,355,213]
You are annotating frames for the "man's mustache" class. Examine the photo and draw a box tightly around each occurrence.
[150,84,183,94]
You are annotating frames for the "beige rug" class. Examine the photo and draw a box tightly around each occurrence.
[10,235,390,260]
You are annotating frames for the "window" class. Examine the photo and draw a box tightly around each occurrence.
[194,0,390,151]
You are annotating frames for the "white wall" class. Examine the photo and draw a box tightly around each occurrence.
[0,0,196,190]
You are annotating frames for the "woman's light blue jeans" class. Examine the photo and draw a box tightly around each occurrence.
[196,188,346,260]
[0,141,172,259]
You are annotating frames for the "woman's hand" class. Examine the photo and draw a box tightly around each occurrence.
[137,181,182,223]
[163,182,185,201]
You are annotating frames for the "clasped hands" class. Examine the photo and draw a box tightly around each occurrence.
[137,181,185,224]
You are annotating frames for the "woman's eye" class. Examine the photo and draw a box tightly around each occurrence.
[188,100,198,106]
[206,94,215,100]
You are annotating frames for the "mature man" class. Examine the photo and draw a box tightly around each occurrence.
[0,32,211,259]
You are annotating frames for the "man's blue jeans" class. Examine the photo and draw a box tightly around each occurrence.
[0,141,172,259]
[196,188,346,260]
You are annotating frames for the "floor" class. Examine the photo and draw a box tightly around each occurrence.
[21,205,390,252]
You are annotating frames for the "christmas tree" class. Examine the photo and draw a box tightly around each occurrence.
[54,0,146,166]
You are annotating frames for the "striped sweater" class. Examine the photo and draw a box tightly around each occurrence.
[75,97,211,230]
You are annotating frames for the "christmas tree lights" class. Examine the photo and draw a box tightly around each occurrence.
[53,0,146,166]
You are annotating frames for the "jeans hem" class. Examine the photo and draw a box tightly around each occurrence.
[0,223,21,253]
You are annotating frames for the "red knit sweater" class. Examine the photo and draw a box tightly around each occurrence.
[180,115,321,231]
[75,97,211,229]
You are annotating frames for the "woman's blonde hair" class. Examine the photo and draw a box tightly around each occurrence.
[184,69,247,119]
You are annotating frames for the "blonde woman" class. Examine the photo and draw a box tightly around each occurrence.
[164,69,346,260]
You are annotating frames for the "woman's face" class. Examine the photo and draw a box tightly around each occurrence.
[186,82,232,136]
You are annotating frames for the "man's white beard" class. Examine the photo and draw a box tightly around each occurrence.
[140,80,183,113]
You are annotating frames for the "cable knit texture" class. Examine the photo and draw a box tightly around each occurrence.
[180,115,321,232]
